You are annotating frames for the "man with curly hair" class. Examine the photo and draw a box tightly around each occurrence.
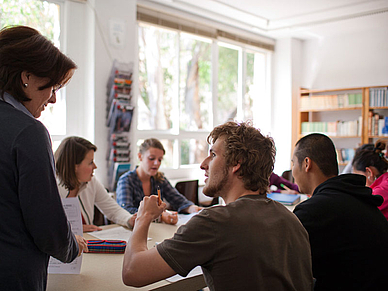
[122,121,313,290]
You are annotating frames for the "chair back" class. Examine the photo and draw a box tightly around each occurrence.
[175,180,199,205]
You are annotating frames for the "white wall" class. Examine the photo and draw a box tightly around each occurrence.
[272,38,302,174]
[301,16,388,89]
[93,0,137,186]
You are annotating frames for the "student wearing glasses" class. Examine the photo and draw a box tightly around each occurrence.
[0,25,87,291]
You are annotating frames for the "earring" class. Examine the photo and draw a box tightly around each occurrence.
[23,83,28,88]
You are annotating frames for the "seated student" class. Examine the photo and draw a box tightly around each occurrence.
[292,133,388,291]
[122,121,313,290]
[269,172,299,194]
[116,138,202,225]
[55,136,136,232]
[352,139,388,220]
[340,143,374,174]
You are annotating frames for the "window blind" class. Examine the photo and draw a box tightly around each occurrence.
[137,6,275,51]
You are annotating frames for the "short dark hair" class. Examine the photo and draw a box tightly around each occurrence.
[294,133,338,176]
[0,25,77,102]
[352,139,388,177]
[55,136,97,190]
[207,121,276,194]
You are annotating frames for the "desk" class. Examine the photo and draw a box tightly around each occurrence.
[47,223,206,291]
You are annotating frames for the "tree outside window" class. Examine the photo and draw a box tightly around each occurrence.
[0,0,64,136]
[137,23,270,169]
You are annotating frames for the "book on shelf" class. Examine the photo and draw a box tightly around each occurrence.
[301,118,361,137]
[368,111,388,136]
[369,87,388,107]
[300,93,362,110]
[336,148,356,164]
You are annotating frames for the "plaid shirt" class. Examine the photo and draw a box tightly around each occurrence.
[116,167,193,214]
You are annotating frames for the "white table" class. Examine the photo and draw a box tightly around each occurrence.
[47,222,206,291]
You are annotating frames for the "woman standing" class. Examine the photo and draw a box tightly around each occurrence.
[116,138,202,224]
[0,26,87,290]
[55,136,136,232]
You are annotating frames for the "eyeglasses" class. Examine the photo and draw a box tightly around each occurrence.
[52,84,63,94]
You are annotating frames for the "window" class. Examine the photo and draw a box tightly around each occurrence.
[0,0,65,146]
[137,22,271,171]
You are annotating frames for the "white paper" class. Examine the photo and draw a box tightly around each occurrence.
[166,266,203,283]
[48,197,83,274]
[176,213,198,227]
[87,225,134,241]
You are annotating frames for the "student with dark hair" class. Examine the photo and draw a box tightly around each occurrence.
[0,25,87,290]
[116,138,201,224]
[292,133,388,291]
[352,139,388,219]
[55,136,136,232]
[122,121,313,290]
[341,143,374,174]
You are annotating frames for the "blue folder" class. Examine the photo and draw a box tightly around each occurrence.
[267,193,301,205]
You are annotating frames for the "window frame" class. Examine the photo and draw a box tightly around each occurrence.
[135,21,272,176]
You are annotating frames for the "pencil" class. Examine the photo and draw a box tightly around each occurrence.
[280,183,291,191]
[157,186,162,206]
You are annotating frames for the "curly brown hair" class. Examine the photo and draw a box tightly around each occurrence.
[207,121,276,194]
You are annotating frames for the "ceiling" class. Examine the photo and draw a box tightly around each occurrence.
[142,0,388,39]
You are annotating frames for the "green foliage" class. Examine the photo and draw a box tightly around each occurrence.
[0,0,58,42]
[180,140,189,165]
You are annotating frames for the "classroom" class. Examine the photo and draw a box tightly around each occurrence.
[1,0,388,290]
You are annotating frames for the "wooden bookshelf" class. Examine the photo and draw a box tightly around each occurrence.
[296,86,388,167]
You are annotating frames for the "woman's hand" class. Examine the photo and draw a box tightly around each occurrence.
[161,210,178,225]
[186,205,203,214]
[280,189,299,194]
[83,224,102,233]
[75,234,88,256]
[128,212,137,228]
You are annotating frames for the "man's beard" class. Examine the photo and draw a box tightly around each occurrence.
[203,167,229,198]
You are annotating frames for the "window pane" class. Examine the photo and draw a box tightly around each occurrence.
[217,45,238,124]
[180,139,209,165]
[0,0,64,134]
[179,33,212,131]
[138,24,178,130]
[244,52,255,121]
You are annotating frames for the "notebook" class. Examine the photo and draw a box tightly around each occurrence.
[267,193,301,205]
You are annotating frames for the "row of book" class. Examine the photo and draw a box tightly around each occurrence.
[369,87,388,107]
[368,111,388,136]
[300,93,362,110]
[336,148,356,164]
[301,118,362,137]
[106,60,134,191]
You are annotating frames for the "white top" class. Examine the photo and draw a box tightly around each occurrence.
[57,176,132,227]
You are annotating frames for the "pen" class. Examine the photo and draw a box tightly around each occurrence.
[157,186,162,206]
[280,183,291,191]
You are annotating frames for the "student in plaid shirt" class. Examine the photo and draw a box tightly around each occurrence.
[116,138,202,224]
